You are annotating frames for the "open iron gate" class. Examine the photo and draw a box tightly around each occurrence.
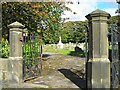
[111,24,120,88]
[22,31,42,80]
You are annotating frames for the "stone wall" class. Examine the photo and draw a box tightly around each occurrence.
[0,58,9,88]
[0,58,8,80]
[0,57,23,88]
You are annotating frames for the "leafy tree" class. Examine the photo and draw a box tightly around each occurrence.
[2,2,70,44]
[61,21,87,43]
[2,2,38,39]
[108,15,118,28]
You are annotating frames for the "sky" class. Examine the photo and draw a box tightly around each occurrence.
[61,0,118,21]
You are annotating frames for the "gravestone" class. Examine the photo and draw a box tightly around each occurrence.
[69,42,72,50]
[75,45,81,52]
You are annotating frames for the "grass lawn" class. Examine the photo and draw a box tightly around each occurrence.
[43,46,85,57]
[43,46,73,55]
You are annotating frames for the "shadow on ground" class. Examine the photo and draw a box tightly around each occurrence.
[42,54,51,61]
[42,54,51,58]
[58,69,86,89]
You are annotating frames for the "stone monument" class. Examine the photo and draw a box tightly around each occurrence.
[57,36,64,49]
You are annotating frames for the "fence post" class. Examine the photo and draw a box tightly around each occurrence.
[85,9,111,88]
[8,21,25,83]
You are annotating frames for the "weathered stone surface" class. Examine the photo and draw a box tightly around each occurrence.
[0,59,9,88]
[8,21,24,57]
[7,21,24,84]
[0,58,23,88]
[8,57,23,83]
[86,9,111,58]
[8,21,25,28]
[87,58,110,88]
[0,58,8,81]
[9,31,23,57]
[86,9,111,88]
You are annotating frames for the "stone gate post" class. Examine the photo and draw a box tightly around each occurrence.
[85,9,111,88]
[8,21,25,83]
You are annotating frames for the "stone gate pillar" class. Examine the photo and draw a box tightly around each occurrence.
[8,21,25,83]
[85,9,111,88]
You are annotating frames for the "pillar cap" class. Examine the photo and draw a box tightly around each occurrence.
[85,9,111,20]
[8,21,25,29]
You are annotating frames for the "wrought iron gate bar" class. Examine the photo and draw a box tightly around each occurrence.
[23,31,42,80]
[111,60,119,64]
[113,29,120,34]
[111,24,120,88]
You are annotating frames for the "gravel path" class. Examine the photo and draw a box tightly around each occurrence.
[27,54,86,89]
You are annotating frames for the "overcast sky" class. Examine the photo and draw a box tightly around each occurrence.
[61,0,118,21]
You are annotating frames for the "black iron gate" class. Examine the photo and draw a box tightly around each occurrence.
[23,31,42,80]
[111,24,120,88]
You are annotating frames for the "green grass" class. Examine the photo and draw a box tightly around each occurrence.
[43,46,85,57]
[43,46,74,55]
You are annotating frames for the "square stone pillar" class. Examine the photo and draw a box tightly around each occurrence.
[85,9,111,88]
[8,21,25,83]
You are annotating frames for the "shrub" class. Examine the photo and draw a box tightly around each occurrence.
[1,38,9,58]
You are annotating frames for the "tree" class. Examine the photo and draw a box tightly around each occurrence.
[2,2,70,44]
[2,2,38,39]
[108,16,118,25]
[61,21,87,43]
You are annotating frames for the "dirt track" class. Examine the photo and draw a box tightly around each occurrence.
[4,54,86,89]
[29,54,86,89]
